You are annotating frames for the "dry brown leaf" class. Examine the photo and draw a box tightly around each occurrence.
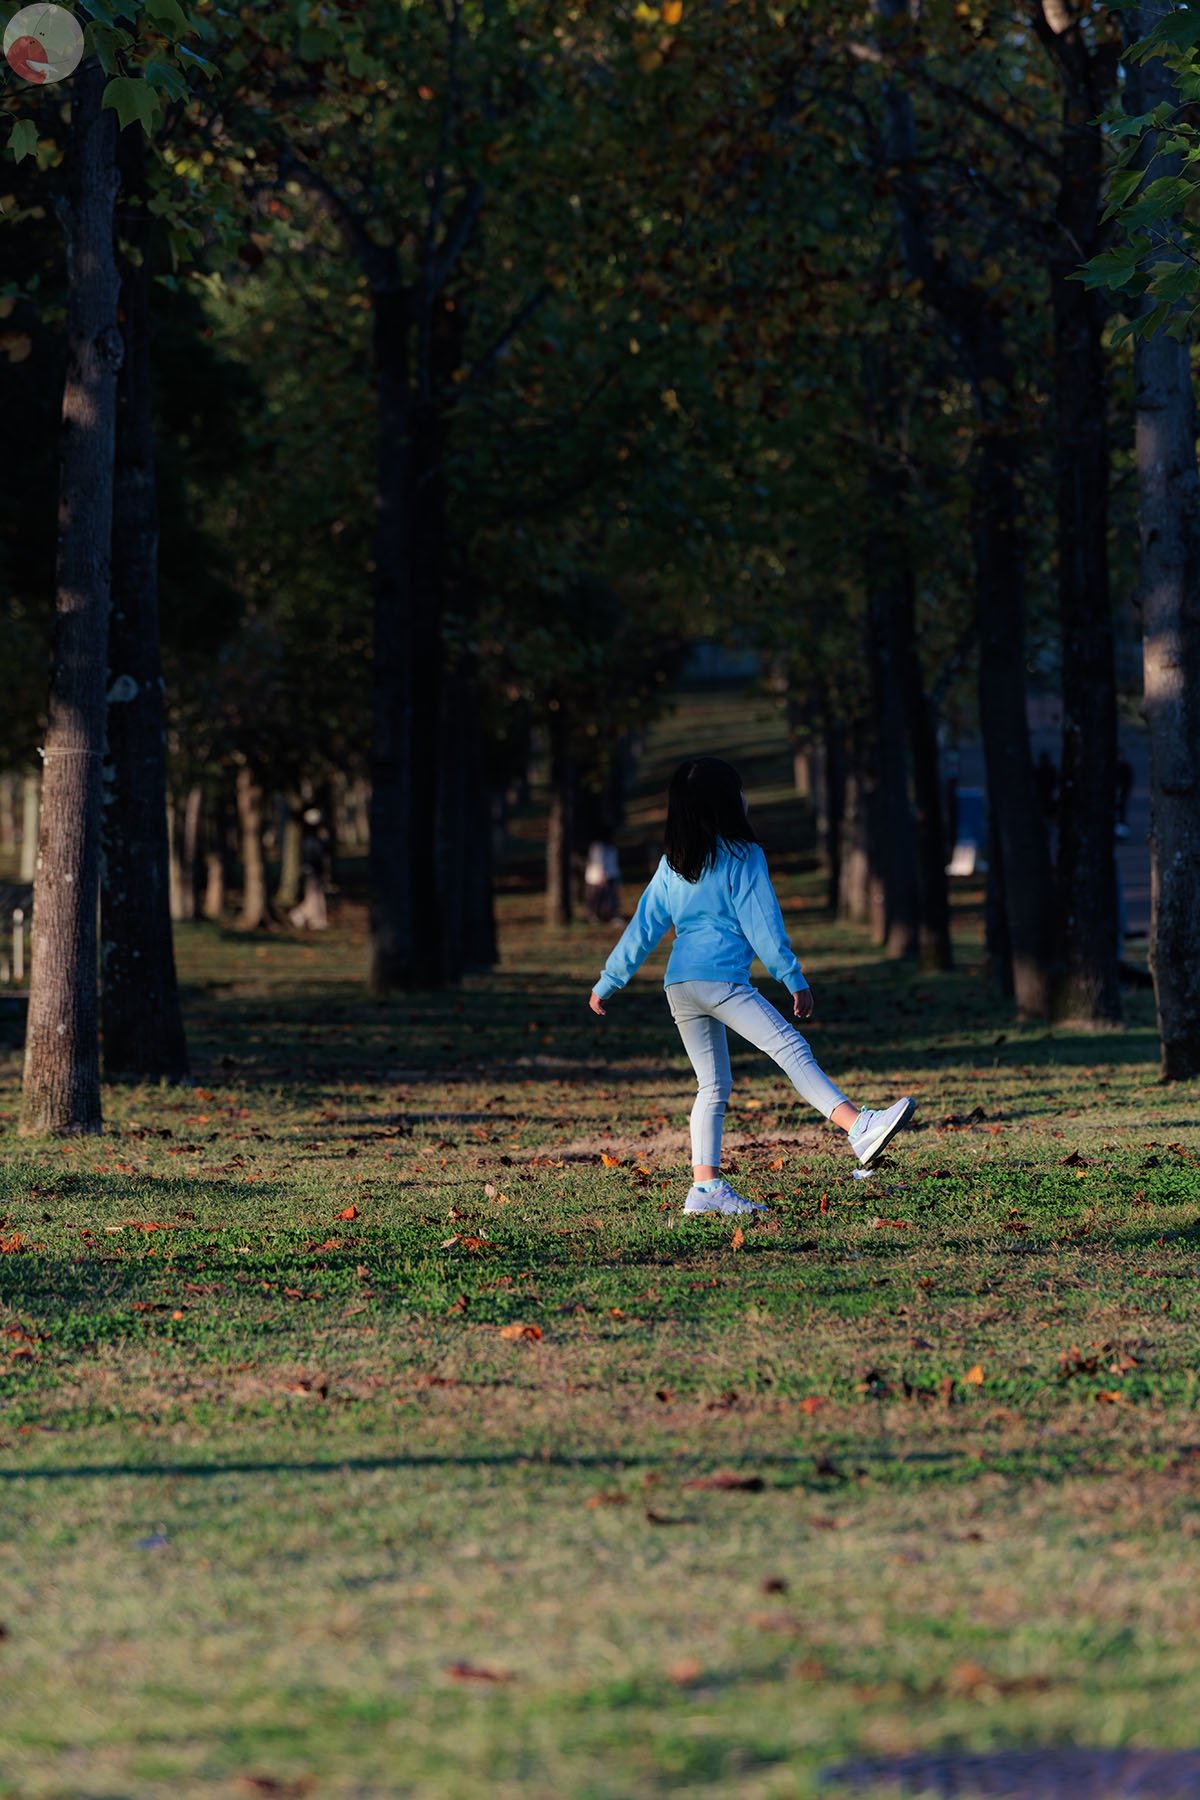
[336,1205,358,1221]
[798,1395,826,1415]
[667,1657,703,1684]
[498,1323,542,1341]
[682,1471,764,1493]
[962,1364,985,1385]
[586,1492,629,1508]
[730,1225,745,1250]
[445,1661,514,1684]
[599,1153,622,1167]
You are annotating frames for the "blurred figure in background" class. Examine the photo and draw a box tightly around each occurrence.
[290,808,329,929]
[584,825,622,924]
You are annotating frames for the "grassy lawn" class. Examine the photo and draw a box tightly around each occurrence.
[2,690,1199,1798]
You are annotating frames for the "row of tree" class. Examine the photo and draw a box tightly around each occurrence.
[3,0,1200,1135]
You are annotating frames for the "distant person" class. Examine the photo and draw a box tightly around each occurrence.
[584,827,622,924]
[1115,753,1134,840]
[289,809,328,930]
[588,756,914,1217]
[1034,750,1058,822]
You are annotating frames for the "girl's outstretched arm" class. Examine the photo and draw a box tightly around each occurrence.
[727,845,808,994]
[590,858,672,1007]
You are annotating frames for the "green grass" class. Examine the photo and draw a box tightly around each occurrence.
[1,689,1197,1798]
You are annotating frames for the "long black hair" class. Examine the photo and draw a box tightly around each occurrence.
[664,757,758,882]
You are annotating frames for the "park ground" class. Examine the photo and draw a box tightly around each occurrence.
[1,690,1199,1799]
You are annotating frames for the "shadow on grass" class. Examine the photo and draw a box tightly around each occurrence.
[823,1748,1200,1797]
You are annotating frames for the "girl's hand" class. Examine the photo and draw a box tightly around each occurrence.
[589,992,607,1016]
[792,988,814,1022]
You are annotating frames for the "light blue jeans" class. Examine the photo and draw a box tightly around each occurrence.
[666,980,850,1167]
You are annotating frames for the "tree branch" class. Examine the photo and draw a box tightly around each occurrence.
[846,38,1059,174]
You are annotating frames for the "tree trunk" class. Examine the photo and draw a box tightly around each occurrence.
[368,289,414,994]
[236,764,270,930]
[1040,12,1122,1023]
[1129,6,1200,1078]
[408,392,446,986]
[875,0,1055,1014]
[0,775,16,855]
[275,798,303,909]
[972,418,1056,1015]
[823,714,846,913]
[101,124,188,1084]
[168,784,201,922]
[898,618,953,971]
[20,60,121,1137]
[19,773,39,883]
[863,350,919,960]
[839,729,875,929]
[545,706,574,927]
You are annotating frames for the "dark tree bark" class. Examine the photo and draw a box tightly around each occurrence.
[367,289,414,994]
[1128,5,1200,1078]
[1033,2,1123,1024]
[863,350,920,960]
[202,782,231,921]
[545,705,574,927]
[101,124,189,1084]
[897,604,953,971]
[823,714,847,914]
[874,0,1056,1015]
[21,61,122,1136]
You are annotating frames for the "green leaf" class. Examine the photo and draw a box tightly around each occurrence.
[101,76,163,133]
[299,26,339,60]
[143,55,189,99]
[144,0,191,32]
[88,22,135,74]
[7,120,38,165]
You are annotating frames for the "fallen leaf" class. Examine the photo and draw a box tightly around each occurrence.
[239,1777,316,1798]
[682,1471,764,1492]
[730,1225,745,1250]
[336,1205,359,1221]
[587,1492,629,1508]
[599,1153,622,1167]
[962,1364,985,1386]
[818,1193,829,1214]
[445,1661,514,1684]
[768,1155,784,1171]
[1095,1389,1125,1405]
[498,1323,542,1341]
[798,1395,827,1414]
[667,1657,703,1684]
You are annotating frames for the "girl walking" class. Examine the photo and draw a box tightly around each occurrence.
[588,757,914,1216]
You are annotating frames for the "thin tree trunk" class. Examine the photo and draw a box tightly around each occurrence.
[101,124,188,1083]
[368,289,414,994]
[408,403,447,985]
[20,59,121,1136]
[898,617,953,971]
[863,349,919,960]
[0,775,15,854]
[1037,6,1123,1024]
[168,786,201,922]
[276,798,303,909]
[236,765,270,930]
[1129,6,1200,1078]
[972,419,1056,1015]
[545,706,574,926]
[19,773,38,883]
[823,714,846,913]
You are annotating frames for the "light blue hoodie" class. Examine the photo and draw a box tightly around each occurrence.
[593,840,807,1002]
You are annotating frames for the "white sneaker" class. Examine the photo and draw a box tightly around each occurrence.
[683,1181,767,1216]
[849,1097,915,1165]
